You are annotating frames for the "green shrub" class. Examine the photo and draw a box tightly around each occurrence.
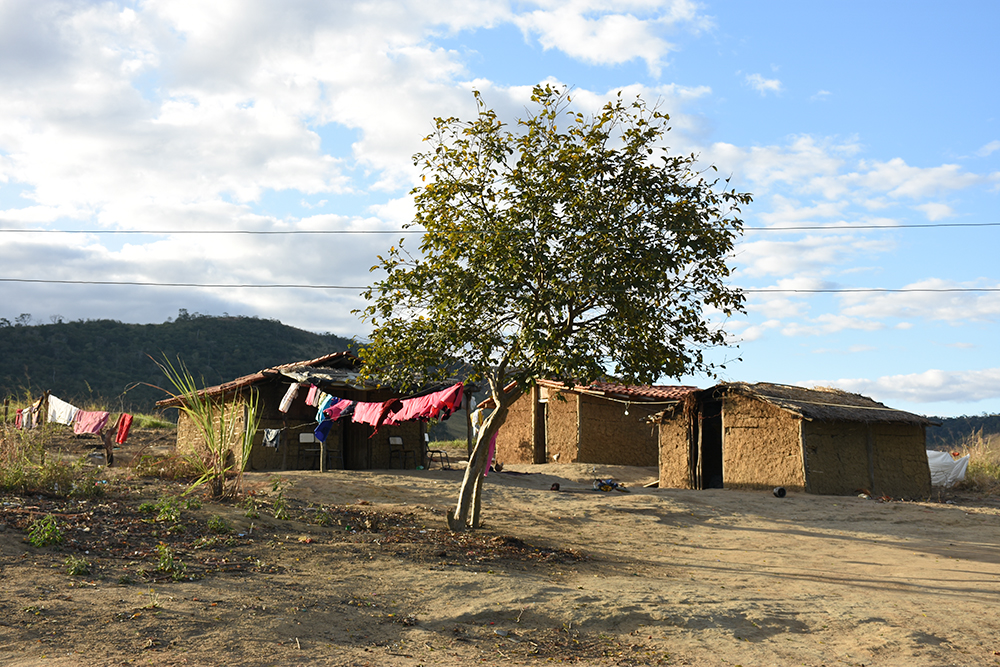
[207,515,232,534]
[27,515,65,548]
[64,555,91,576]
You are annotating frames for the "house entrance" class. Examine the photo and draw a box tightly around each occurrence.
[700,400,724,489]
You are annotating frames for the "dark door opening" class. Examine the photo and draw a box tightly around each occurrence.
[700,400,724,489]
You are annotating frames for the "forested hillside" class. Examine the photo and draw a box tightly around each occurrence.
[926,414,1000,449]
[0,312,353,414]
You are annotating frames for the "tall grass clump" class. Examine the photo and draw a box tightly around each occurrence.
[954,430,1000,495]
[0,425,105,498]
[155,356,260,499]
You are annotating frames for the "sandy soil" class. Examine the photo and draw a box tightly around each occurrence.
[2,433,1000,666]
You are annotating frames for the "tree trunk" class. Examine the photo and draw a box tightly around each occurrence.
[447,403,507,531]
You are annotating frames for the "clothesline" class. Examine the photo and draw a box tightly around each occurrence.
[12,393,133,444]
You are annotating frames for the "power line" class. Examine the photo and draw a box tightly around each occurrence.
[0,221,998,235]
[1,277,998,293]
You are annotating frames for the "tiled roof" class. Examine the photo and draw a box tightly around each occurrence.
[537,378,700,402]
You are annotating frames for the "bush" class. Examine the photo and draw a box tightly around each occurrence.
[27,515,65,548]
[65,555,91,576]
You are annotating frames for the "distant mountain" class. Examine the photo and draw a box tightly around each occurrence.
[926,414,1000,449]
[0,313,353,414]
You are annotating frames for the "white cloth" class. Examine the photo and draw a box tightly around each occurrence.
[47,395,80,426]
[278,383,301,413]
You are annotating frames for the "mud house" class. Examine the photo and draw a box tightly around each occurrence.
[156,352,426,471]
[650,382,934,498]
[493,379,700,466]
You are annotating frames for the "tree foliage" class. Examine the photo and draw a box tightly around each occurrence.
[357,85,751,529]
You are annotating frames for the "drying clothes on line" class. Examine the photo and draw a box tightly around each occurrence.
[324,399,354,421]
[14,409,22,429]
[314,419,335,443]
[315,394,335,423]
[349,398,404,435]
[47,395,80,426]
[279,383,301,413]
[305,384,320,407]
[114,413,133,445]
[263,429,281,448]
[74,410,110,435]
[391,383,464,423]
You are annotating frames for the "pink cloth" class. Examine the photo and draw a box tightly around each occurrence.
[483,432,498,477]
[350,401,385,426]
[73,410,110,435]
[305,385,319,407]
[324,400,351,421]
[392,383,464,422]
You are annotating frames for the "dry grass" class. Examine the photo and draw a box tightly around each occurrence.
[953,430,1000,495]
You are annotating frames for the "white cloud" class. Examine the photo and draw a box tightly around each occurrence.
[745,73,782,96]
[736,233,893,278]
[781,314,884,337]
[838,279,1000,323]
[913,202,955,221]
[512,0,711,77]
[817,368,1000,405]
[976,140,1000,157]
[810,90,831,102]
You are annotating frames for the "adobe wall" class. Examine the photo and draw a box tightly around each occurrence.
[544,390,580,464]
[801,421,871,495]
[494,390,535,464]
[871,423,931,498]
[577,393,660,466]
[658,409,694,489]
[175,400,248,468]
[722,395,805,490]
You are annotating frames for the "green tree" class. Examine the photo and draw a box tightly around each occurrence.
[357,85,751,530]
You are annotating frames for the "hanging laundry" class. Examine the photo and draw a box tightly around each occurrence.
[315,393,335,423]
[314,419,335,443]
[114,413,134,445]
[392,383,464,422]
[14,409,22,429]
[47,395,80,426]
[305,384,319,407]
[263,429,281,448]
[74,410,110,435]
[324,399,352,421]
[278,383,301,413]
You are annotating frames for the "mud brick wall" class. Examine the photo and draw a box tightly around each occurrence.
[495,390,536,464]
[658,410,694,488]
[176,401,247,464]
[576,393,660,466]
[544,390,580,463]
[870,422,930,498]
[801,421,870,495]
[722,395,805,490]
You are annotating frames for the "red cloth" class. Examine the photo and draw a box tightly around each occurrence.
[73,410,110,435]
[115,413,134,445]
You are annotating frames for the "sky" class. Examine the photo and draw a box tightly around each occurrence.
[1,0,998,418]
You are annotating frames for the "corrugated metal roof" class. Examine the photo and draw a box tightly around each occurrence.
[155,351,359,408]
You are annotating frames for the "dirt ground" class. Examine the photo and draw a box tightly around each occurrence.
[2,429,1000,666]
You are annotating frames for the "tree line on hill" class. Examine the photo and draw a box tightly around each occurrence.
[925,413,1000,449]
[0,311,352,415]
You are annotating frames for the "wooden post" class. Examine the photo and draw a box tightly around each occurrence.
[41,390,50,425]
[320,437,327,473]
[3,397,8,424]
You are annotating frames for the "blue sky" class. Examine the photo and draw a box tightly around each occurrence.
[0,0,998,417]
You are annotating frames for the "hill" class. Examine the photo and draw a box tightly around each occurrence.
[926,413,1000,449]
[0,312,353,414]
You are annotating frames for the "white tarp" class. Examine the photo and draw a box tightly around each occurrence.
[926,450,970,488]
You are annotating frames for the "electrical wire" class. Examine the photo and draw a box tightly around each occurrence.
[0,221,998,235]
[0,277,998,293]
